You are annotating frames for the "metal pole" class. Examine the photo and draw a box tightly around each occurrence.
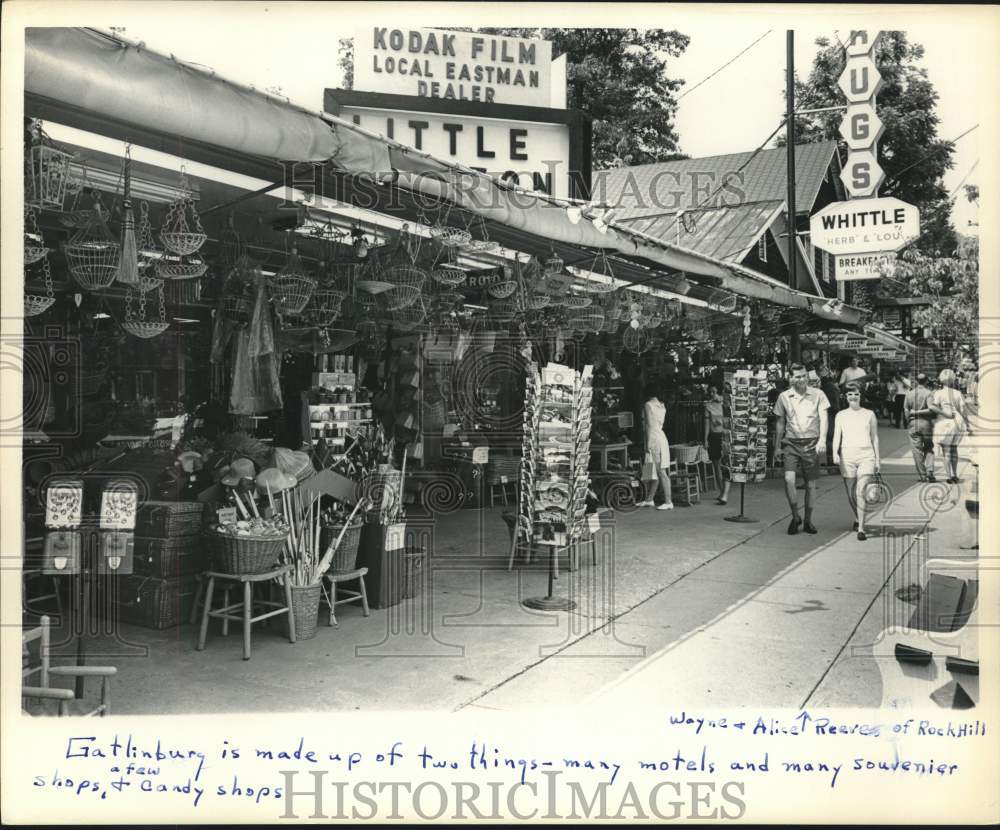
[786,30,797,292]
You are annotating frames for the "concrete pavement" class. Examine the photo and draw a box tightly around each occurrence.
[45,423,977,714]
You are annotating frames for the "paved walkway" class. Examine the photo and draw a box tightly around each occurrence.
[53,423,976,714]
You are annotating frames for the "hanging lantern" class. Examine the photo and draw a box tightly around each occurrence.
[269,246,316,315]
[63,199,121,291]
[25,124,74,210]
[160,169,206,255]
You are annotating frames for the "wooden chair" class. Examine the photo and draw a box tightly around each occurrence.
[669,454,701,506]
[320,567,370,626]
[196,565,296,660]
[22,615,116,716]
[874,558,979,710]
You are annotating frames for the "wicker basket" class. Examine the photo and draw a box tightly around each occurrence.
[564,294,593,309]
[209,532,286,574]
[322,522,363,572]
[431,226,472,248]
[673,443,702,465]
[487,278,518,299]
[24,295,55,317]
[290,583,321,640]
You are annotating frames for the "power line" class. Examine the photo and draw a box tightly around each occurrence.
[677,30,773,101]
[949,159,979,202]
[883,124,979,188]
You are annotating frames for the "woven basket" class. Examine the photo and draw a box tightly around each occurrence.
[564,294,593,309]
[322,522,363,572]
[673,443,702,465]
[24,243,48,265]
[122,320,170,339]
[487,279,518,299]
[528,293,551,310]
[210,532,285,574]
[571,311,605,330]
[290,583,321,640]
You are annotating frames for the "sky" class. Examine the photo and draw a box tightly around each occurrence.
[76,3,985,232]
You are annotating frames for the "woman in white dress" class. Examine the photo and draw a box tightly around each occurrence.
[637,383,674,510]
[928,368,971,484]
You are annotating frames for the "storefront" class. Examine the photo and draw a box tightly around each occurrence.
[20,27,872,701]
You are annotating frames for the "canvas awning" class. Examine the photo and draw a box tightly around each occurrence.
[25,26,861,324]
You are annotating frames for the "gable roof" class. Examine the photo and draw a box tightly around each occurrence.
[596,141,840,221]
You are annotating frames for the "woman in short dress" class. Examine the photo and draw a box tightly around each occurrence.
[928,368,971,484]
[704,385,732,505]
[637,382,674,510]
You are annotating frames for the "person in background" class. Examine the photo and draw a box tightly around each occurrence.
[838,356,867,388]
[773,363,830,535]
[819,367,842,464]
[903,372,936,483]
[832,382,881,541]
[966,369,978,406]
[637,382,674,510]
[929,368,972,484]
[890,372,909,428]
[704,384,731,505]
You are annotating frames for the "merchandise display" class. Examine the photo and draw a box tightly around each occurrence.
[722,369,770,484]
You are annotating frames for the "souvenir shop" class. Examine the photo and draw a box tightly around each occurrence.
[18,29,861,702]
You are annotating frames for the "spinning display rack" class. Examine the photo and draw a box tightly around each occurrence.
[512,362,593,611]
[722,369,769,523]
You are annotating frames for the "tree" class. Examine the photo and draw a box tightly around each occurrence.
[338,28,690,169]
[889,234,979,354]
[780,32,957,256]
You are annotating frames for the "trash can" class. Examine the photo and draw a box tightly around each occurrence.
[402,546,425,599]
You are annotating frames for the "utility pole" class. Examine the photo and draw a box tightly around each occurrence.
[786,29,801,363]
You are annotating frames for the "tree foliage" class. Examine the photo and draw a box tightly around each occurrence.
[780,32,957,256]
[339,28,690,169]
[889,235,978,345]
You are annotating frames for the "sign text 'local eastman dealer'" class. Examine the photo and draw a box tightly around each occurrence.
[354,27,554,107]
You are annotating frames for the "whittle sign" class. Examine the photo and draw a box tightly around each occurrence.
[810,197,920,255]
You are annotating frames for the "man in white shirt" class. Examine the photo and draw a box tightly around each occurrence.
[838,357,867,388]
[774,363,831,535]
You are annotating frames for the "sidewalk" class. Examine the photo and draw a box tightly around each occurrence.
[56,423,973,714]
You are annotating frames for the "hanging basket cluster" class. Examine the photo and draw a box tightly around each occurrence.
[63,201,121,291]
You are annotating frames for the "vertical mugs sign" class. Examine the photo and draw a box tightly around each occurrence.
[838,31,885,198]
[354,27,554,108]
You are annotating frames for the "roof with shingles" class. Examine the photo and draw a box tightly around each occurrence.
[618,200,784,263]
[596,141,840,221]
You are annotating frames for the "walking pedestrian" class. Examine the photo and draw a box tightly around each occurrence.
[773,364,831,535]
[928,369,971,484]
[890,372,908,428]
[832,382,881,541]
[819,367,842,465]
[838,356,867,388]
[637,382,674,510]
[704,384,731,505]
[904,373,936,482]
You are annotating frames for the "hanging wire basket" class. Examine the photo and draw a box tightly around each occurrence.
[382,264,426,310]
[160,171,206,255]
[156,257,209,280]
[269,248,316,315]
[575,250,618,293]
[622,326,650,354]
[24,205,49,264]
[25,136,74,211]
[431,226,472,248]
[527,293,551,310]
[121,320,170,338]
[391,297,426,332]
[487,274,518,299]
[707,289,738,313]
[63,202,121,291]
[431,265,467,287]
[305,288,346,327]
[24,294,56,317]
[570,310,606,330]
[564,293,593,310]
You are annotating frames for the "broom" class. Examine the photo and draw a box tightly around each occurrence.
[117,144,139,286]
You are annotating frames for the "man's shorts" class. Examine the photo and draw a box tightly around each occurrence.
[909,425,934,454]
[839,447,877,479]
[782,437,822,482]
